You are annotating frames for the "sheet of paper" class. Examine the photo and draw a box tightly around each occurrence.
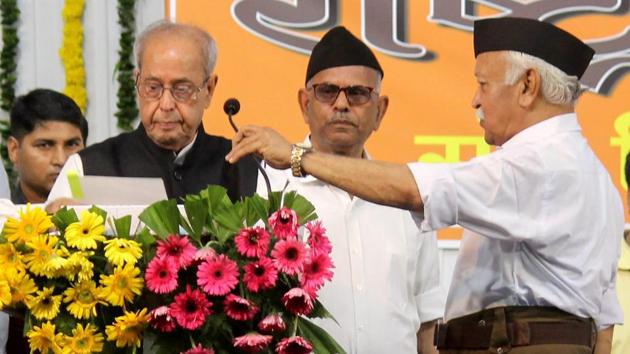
[78,176,168,205]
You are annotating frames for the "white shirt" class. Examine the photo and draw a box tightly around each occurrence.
[408,113,623,330]
[47,133,197,203]
[258,143,444,354]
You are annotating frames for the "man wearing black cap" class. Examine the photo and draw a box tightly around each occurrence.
[257,26,443,354]
[229,17,623,353]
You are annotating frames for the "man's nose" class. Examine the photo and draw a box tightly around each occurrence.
[159,88,177,111]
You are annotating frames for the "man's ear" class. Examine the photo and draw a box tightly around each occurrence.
[373,95,389,131]
[204,74,219,108]
[298,88,311,124]
[518,68,540,107]
[7,136,20,164]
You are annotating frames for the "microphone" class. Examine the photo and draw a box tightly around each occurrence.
[223,98,240,131]
[223,98,272,200]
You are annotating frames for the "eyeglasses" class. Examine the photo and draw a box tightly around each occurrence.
[310,83,376,106]
[136,75,209,103]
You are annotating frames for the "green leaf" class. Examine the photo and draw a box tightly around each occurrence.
[297,316,347,354]
[112,215,132,238]
[309,299,339,325]
[242,194,269,226]
[183,197,208,242]
[88,205,108,221]
[51,207,79,232]
[138,199,181,239]
[280,191,318,224]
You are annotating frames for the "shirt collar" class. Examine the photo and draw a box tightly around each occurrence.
[173,132,198,166]
[500,113,581,149]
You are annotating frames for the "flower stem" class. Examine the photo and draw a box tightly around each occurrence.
[291,316,298,336]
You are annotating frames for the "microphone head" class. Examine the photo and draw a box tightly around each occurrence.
[223,98,240,116]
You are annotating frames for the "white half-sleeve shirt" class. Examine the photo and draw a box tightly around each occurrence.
[408,113,623,330]
[258,139,445,354]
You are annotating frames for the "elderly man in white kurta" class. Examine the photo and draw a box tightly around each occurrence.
[257,26,444,354]
[228,17,622,354]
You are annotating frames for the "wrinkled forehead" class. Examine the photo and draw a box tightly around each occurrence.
[308,65,381,87]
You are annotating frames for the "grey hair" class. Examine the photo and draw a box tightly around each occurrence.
[503,51,582,106]
[134,20,218,77]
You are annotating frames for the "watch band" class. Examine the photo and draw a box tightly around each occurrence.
[290,144,311,177]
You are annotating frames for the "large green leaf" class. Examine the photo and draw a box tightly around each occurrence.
[51,207,79,232]
[281,191,318,224]
[111,215,132,238]
[138,199,181,239]
[310,298,339,325]
[88,205,108,222]
[183,198,208,242]
[297,316,346,354]
[242,194,269,226]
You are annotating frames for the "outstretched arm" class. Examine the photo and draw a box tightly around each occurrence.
[226,125,423,211]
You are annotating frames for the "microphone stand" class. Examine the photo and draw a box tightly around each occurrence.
[225,101,273,200]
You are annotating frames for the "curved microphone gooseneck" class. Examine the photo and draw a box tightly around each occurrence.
[223,98,272,199]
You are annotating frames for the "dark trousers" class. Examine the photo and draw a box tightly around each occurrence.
[436,306,596,354]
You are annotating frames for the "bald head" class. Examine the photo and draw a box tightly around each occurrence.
[135,20,218,77]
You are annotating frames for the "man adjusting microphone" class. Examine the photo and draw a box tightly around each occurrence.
[48,20,258,204]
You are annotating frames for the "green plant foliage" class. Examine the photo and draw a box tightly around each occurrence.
[115,0,138,131]
[0,0,20,178]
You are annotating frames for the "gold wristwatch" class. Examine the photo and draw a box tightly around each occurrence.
[290,144,312,177]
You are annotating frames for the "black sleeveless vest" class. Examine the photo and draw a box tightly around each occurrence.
[79,124,258,202]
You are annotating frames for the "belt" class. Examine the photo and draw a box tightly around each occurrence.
[435,307,595,350]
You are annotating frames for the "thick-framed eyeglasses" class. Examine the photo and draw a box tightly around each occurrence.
[135,75,209,103]
[309,83,376,106]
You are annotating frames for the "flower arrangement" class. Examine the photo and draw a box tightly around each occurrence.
[138,186,344,353]
[59,0,87,112]
[0,186,345,354]
[0,204,152,353]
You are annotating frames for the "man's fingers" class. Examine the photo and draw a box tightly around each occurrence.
[227,134,261,163]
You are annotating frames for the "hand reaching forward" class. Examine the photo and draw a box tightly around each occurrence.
[226,125,292,169]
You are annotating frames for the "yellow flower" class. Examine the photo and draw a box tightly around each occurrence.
[105,308,149,348]
[6,270,37,305]
[23,235,67,278]
[27,286,62,320]
[63,279,102,319]
[62,323,104,354]
[0,280,11,308]
[27,321,63,354]
[64,210,106,250]
[99,264,143,306]
[103,238,142,266]
[0,243,25,273]
[3,204,53,244]
[58,251,94,281]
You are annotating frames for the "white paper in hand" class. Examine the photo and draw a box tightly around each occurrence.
[79,176,168,205]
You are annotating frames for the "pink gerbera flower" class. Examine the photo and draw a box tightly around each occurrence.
[268,207,298,239]
[235,226,271,258]
[306,221,332,255]
[233,332,273,353]
[300,252,334,293]
[169,285,213,330]
[281,288,313,316]
[257,313,287,334]
[157,234,197,269]
[182,343,215,354]
[150,306,177,333]
[243,257,278,293]
[271,239,306,275]
[224,294,259,321]
[276,336,313,354]
[197,254,239,296]
[145,256,179,294]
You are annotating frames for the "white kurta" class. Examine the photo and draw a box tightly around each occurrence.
[258,148,444,354]
[408,113,623,330]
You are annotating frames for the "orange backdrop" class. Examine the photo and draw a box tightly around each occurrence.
[168,1,630,238]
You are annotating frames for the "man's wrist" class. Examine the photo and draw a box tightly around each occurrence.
[290,144,312,177]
